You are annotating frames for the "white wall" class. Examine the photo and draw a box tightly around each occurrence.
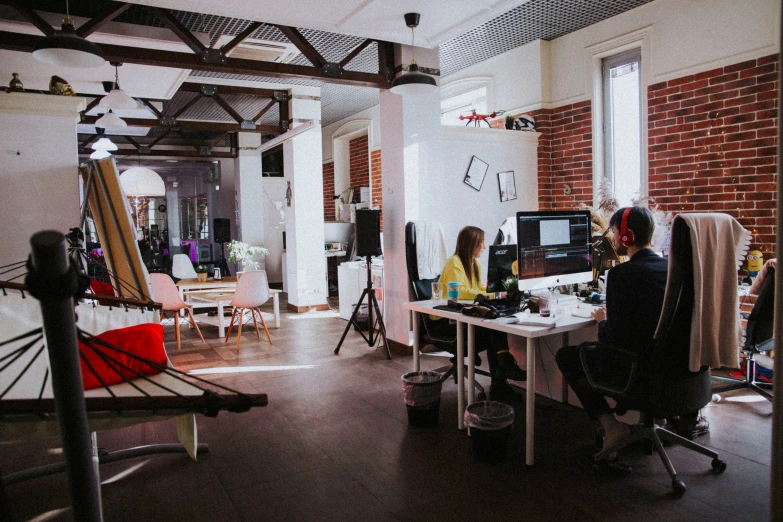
[262,178,286,284]
[321,104,381,162]
[0,93,83,267]
[548,0,779,106]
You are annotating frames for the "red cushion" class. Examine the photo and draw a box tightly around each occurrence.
[89,279,116,306]
[78,323,167,390]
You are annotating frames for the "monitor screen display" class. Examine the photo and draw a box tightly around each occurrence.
[516,210,593,290]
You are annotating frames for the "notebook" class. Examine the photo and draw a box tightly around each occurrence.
[490,312,558,328]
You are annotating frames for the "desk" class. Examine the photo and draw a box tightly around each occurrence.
[404,300,595,466]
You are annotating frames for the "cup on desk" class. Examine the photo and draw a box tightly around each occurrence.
[431,282,445,304]
[446,281,460,300]
[538,291,551,317]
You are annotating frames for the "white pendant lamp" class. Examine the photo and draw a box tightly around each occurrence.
[120,167,166,197]
[390,13,438,96]
[98,62,139,110]
[91,137,117,151]
[90,149,112,159]
[95,109,127,130]
[32,1,104,68]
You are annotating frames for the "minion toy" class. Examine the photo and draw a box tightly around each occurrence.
[747,250,764,277]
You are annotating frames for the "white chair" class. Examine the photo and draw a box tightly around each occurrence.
[150,273,205,351]
[225,270,272,349]
[172,254,198,280]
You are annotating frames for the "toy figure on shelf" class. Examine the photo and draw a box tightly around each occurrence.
[459,109,505,127]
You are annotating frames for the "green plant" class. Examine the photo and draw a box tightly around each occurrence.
[195,264,210,274]
[227,240,270,270]
[501,275,521,302]
[504,114,515,125]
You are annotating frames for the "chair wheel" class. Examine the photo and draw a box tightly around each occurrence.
[711,458,727,473]
[672,480,686,495]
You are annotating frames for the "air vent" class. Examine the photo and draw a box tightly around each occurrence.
[214,35,300,63]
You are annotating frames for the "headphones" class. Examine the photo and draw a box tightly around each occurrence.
[619,207,635,247]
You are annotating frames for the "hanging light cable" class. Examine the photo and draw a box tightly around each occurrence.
[32,0,105,68]
[390,13,438,96]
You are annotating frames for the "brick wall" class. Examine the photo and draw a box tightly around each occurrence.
[349,135,370,195]
[371,149,383,231]
[322,161,335,221]
[648,53,779,254]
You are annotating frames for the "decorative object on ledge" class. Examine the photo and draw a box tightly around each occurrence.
[463,155,488,192]
[459,109,505,127]
[390,13,437,96]
[515,114,536,131]
[32,1,105,68]
[504,114,515,130]
[8,73,23,92]
[498,171,517,202]
[49,75,75,96]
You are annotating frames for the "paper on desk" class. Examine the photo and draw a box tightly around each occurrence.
[486,312,558,328]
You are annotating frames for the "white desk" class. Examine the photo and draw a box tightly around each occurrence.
[404,300,595,466]
[187,289,282,337]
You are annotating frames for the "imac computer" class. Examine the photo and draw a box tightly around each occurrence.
[516,210,593,292]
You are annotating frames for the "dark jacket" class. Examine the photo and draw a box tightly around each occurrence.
[598,248,668,352]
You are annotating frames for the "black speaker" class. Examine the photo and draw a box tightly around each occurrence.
[355,209,382,257]
[214,218,231,243]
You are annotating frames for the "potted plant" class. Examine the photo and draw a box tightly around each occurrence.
[195,264,210,282]
[227,240,270,277]
[504,114,515,130]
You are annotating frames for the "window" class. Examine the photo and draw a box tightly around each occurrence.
[603,49,642,206]
[439,78,492,126]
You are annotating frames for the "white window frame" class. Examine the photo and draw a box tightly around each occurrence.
[439,77,493,126]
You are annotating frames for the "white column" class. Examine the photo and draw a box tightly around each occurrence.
[284,86,327,310]
[234,133,266,271]
[0,93,84,267]
[379,45,441,346]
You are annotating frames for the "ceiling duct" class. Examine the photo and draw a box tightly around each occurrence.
[214,35,300,63]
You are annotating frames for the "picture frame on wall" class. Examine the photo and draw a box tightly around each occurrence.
[498,171,517,202]
[463,156,489,192]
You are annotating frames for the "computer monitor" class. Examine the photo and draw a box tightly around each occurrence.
[516,210,593,291]
[487,244,517,292]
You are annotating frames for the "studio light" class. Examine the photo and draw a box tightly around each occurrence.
[390,13,437,96]
[32,1,104,68]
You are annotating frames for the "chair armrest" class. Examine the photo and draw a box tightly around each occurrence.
[578,341,640,398]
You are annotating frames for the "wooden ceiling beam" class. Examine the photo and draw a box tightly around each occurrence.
[76,1,132,38]
[339,39,373,68]
[211,93,245,124]
[252,100,275,124]
[80,115,281,134]
[220,21,263,55]
[152,7,207,55]
[273,25,326,68]
[78,148,236,159]
[177,83,279,98]
[7,0,54,36]
[172,93,203,118]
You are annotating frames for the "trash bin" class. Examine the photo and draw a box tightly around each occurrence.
[401,371,444,427]
[464,401,515,463]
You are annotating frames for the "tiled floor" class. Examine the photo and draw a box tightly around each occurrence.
[0,295,773,521]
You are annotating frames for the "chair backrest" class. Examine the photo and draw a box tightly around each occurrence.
[231,270,270,308]
[404,221,438,301]
[149,273,187,311]
[745,266,775,351]
[171,254,197,279]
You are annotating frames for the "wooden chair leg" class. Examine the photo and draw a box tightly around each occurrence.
[186,308,206,344]
[174,310,181,351]
[250,308,261,339]
[225,308,238,343]
[236,308,244,350]
[257,309,272,344]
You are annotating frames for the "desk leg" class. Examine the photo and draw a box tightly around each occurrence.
[457,322,465,430]
[467,324,475,406]
[217,301,226,338]
[273,292,280,328]
[526,337,536,466]
[412,311,420,372]
[561,332,569,404]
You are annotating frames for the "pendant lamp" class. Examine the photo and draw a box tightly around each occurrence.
[90,149,112,160]
[32,1,104,68]
[91,137,117,152]
[390,13,438,96]
[99,62,139,110]
[120,166,166,197]
[95,109,127,130]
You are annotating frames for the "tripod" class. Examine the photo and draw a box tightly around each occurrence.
[334,256,391,359]
[217,241,231,277]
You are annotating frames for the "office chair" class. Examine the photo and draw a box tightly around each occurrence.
[578,216,726,495]
[404,222,490,397]
[712,266,774,401]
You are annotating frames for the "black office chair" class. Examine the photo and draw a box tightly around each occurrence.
[712,266,774,401]
[578,216,726,495]
[404,222,491,395]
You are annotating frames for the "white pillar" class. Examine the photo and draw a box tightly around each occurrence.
[0,93,84,267]
[379,45,441,346]
[234,132,266,271]
[284,86,327,310]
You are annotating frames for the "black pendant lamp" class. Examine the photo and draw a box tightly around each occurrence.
[33,1,105,68]
[390,13,438,96]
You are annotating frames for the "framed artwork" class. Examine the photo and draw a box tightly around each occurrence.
[498,171,517,202]
[463,156,488,191]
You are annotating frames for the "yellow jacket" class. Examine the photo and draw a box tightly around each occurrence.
[431,255,491,321]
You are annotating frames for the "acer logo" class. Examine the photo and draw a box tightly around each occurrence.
[496,249,508,255]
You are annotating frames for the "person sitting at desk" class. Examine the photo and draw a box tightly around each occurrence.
[555,206,699,452]
[431,226,526,398]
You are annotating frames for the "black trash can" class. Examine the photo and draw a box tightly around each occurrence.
[401,371,444,427]
[464,401,515,463]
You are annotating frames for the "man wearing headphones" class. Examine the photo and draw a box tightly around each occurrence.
[556,206,677,453]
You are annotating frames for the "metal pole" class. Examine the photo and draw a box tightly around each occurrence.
[771,1,783,518]
[27,231,102,522]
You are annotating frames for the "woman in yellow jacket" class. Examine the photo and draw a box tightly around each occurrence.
[432,226,526,398]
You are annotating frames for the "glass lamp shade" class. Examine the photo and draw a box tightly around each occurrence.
[390,63,438,95]
[95,110,127,129]
[32,21,105,68]
[91,137,117,151]
[89,149,112,159]
[99,88,138,110]
[120,167,166,197]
